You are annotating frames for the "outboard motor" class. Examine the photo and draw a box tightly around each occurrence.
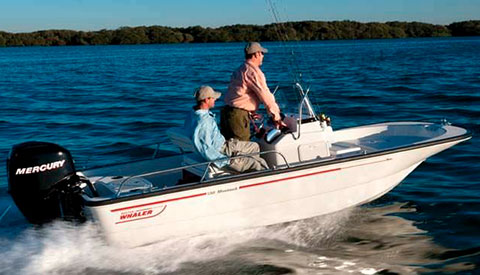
[7,141,88,224]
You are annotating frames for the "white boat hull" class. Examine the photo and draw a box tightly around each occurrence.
[84,136,466,247]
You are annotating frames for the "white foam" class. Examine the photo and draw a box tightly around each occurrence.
[361,268,378,274]
[0,208,355,274]
[254,207,354,248]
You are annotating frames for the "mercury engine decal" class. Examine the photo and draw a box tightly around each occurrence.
[115,205,167,224]
[15,160,66,175]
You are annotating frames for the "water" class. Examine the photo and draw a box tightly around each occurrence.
[0,37,479,274]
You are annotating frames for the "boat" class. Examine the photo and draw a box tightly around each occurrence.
[6,83,471,247]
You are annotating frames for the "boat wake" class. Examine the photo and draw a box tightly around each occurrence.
[0,202,476,274]
[0,206,352,274]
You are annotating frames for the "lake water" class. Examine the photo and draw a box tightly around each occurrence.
[0,38,479,274]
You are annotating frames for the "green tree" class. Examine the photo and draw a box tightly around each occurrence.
[148,26,184,43]
[112,27,149,44]
[90,29,114,45]
[0,20,478,47]
[0,32,6,46]
[448,20,480,36]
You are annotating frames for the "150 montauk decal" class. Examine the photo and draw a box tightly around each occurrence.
[116,205,167,224]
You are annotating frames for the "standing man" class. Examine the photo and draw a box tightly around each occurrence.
[221,42,286,141]
[184,85,268,172]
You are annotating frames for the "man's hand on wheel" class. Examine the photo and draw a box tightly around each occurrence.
[274,119,287,129]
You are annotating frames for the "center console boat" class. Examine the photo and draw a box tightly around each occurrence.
[7,84,471,247]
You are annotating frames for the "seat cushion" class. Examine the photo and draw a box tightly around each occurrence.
[183,153,230,179]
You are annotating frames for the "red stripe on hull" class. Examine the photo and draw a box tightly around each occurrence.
[239,168,341,189]
[111,193,206,212]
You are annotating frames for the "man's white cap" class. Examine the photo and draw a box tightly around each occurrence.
[245,42,268,54]
[194,85,221,101]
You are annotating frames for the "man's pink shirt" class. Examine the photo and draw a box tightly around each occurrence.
[225,60,281,121]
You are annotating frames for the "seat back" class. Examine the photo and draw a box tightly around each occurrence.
[167,127,231,179]
[166,127,195,153]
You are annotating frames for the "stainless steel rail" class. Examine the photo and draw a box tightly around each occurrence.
[114,150,290,198]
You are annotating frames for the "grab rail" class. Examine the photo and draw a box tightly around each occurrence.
[295,82,316,118]
[199,150,290,182]
[293,82,316,140]
[114,150,290,198]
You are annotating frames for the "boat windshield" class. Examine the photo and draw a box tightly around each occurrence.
[272,82,319,120]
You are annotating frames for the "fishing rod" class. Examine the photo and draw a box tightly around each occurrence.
[265,0,303,84]
[265,0,318,119]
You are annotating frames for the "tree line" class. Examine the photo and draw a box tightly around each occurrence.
[0,20,479,47]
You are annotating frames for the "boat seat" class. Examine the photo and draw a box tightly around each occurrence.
[182,152,232,178]
[167,127,231,179]
[166,127,196,153]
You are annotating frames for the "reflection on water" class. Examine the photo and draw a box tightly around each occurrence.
[190,203,475,274]
[0,202,476,274]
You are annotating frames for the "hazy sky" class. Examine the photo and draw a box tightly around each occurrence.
[1,0,479,33]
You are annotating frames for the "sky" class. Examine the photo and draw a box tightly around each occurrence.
[1,0,479,33]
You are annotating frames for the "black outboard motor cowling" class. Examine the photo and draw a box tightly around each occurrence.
[7,141,85,224]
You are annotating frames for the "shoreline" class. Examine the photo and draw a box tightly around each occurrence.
[0,20,479,47]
